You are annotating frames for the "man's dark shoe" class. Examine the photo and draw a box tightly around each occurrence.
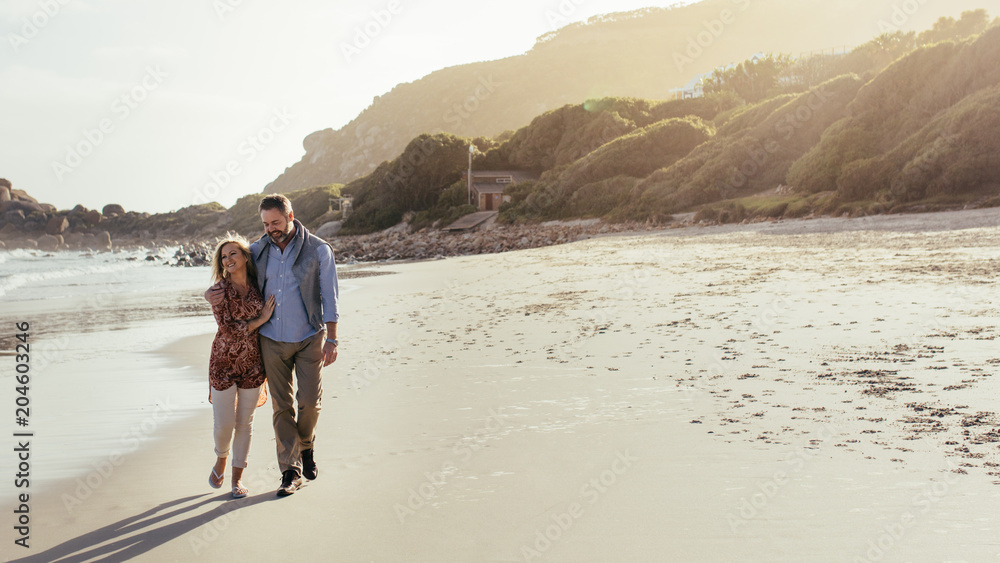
[277,469,302,497]
[302,448,318,481]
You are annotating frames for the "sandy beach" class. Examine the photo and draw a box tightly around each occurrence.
[5,209,1000,562]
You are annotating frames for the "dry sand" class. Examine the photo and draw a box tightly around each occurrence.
[6,209,1000,562]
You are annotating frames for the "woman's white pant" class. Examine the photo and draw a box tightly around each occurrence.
[211,385,260,468]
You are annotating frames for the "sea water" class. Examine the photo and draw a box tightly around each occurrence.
[0,248,219,487]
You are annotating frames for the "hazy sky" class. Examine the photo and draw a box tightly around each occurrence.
[2,0,704,214]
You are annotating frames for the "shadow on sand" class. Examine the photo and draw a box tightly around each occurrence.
[11,491,282,562]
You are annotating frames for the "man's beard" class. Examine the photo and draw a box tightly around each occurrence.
[269,227,291,244]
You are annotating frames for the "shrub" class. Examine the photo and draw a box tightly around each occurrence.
[567,176,639,217]
[791,29,1000,205]
[340,134,473,234]
[479,96,735,173]
[630,74,863,216]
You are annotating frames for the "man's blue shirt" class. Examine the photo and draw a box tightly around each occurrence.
[258,234,339,343]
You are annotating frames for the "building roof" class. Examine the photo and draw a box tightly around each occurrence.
[466,170,539,183]
[473,183,508,195]
[466,170,539,197]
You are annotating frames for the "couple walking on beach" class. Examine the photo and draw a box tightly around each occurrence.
[205,194,339,498]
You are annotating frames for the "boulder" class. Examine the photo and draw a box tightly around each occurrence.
[4,209,25,225]
[315,221,342,239]
[85,209,103,226]
[71,204,88,215]
[37,234,60,251]
[40,203,57,213]
[0,223,21,239]
[0,178,10,189]
[46,216,69,235]
[1,200,43,215]
[97,231,112,251]
[0,186,9,203]
[102,204,126,217]
[64,232,83,248]
[11,190,38,204]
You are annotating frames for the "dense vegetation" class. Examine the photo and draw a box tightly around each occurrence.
[477,96,736,172]
[265,0,988,194]
[261,10,1000,234]
[339,134,491,234]
[703,54,794,103]
[625,74,865,219]
[498,12,1000,226]
[499,115,716,221]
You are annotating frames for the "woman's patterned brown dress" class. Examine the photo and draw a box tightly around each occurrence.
[209,280,267,402]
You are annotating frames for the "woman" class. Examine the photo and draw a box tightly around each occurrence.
[207,234,275,498]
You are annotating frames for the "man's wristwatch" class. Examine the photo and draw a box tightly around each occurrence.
[326,338,338,346]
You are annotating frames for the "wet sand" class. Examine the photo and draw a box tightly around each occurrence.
[6,209,1000,562]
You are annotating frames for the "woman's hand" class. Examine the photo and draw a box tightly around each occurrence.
[259,295,276,324]
[246,295,276,333]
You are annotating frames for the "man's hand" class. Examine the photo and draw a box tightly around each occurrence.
[322,341,338,367]
[205,284,225,307]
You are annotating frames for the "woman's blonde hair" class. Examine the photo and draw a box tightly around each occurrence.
[210,233,259,284]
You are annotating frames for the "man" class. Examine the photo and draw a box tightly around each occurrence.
[207,194,339,496]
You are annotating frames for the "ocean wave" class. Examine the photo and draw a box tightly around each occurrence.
[0,256,146,299]
[1,248,37,261]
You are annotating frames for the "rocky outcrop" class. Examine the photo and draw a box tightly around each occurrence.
[330,220,665,262]
[1,199,43,215]
[0,180,117,252]
[0,181,334,254]
[170,242,213,267]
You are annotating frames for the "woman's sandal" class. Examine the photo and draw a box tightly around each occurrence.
[232,481,249,499]
[209,467,224,489]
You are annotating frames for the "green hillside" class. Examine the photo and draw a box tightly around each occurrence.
[331,11,1000,233]
[263,0,990,195]
[628,73,865,218]
[477,96,734,172]
[501,115,717,221]
[790,27,1000,202]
